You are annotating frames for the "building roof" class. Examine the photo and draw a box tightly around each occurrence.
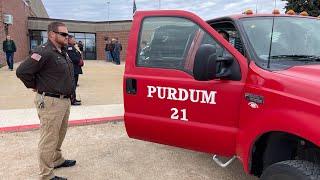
[28,17,132,32]
[28,0,49,18]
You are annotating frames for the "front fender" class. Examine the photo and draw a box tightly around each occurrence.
[237,99,320,174]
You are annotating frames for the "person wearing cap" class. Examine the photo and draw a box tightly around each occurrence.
[67,35,82,106]
[16,22,76,180]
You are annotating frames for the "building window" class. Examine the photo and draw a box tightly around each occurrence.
[29,30,96,60]
[69,32,96,60]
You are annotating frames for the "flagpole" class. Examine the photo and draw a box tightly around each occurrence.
[133,0,137,14]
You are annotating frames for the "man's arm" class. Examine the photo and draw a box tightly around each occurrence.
[67,46,81,65]
[16,51,47,89]
[13,41,16,52]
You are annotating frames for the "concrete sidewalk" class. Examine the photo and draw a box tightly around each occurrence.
[0,60,125,132]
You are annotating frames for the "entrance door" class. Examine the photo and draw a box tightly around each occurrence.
[124,10,248,156]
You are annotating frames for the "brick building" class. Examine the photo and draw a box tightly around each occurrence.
[0,0,132,67]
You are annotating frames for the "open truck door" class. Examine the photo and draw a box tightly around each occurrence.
[123,10,248,156]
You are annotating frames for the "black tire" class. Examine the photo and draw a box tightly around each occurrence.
[260,160,320,180]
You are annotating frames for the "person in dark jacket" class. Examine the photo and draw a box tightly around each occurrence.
[110,39,116,62]
[67,35,82,105]
[78,41,84,52]
[104,39,113,62]
[2,35,16,70]
[113,38,122,65]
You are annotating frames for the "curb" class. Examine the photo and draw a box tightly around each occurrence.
[0,116,123,133]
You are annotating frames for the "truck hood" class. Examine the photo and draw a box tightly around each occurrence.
[275,64,320,83]
[271,64,320,105]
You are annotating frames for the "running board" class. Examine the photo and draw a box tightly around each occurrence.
[212,155,236,168]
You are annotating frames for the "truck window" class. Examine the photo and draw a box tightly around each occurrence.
[210,22,245,56]
[241,17,320,70]
[137,17,231,74]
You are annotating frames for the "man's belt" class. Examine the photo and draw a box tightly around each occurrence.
[38,91,70,99]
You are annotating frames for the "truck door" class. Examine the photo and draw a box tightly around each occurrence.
[124,10,248,156]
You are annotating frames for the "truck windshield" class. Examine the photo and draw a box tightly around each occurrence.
[241,17,320,70]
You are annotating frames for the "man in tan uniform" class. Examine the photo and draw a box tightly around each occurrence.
[16,22,76,180]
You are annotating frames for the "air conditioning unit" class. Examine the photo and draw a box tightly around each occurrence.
[3,14,13,25]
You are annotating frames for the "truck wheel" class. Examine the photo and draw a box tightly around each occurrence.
[260,160,320,180]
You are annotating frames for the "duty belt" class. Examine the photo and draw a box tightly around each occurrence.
[38,91,70,99]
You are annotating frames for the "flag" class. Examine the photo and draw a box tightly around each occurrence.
[133,0,137,14]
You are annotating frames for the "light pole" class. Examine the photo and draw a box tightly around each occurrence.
[255,0,258,13]
[158,0,161,9]
[106,0,110,39]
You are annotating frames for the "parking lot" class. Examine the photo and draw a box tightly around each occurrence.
[0,61,257,180]
[0,122,257,180]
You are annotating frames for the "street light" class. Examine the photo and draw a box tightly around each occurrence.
[107,0,110,23]
[106,0,110,39]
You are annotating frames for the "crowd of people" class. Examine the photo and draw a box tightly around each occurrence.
[104,37,122,65]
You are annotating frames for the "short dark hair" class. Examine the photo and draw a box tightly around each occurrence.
[48,22,66,32]
[218,30,229,40]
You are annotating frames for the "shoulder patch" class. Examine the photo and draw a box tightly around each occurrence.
[68,47,73,50]
[31,53,42,61]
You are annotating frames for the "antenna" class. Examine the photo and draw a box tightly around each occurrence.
[267,0,277,69]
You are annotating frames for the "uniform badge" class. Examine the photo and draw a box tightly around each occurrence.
[31,53,42,61]
[68,47,73,50]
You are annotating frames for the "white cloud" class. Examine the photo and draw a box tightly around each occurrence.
[43,0,287,21]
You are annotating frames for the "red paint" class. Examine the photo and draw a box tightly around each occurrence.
[0,116,123,133]
[124,10,320,176]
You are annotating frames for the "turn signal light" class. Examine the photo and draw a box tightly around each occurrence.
[243,9,253,15]
[272,9,280,15]
[286,9,295,15]
[300,11,308,16]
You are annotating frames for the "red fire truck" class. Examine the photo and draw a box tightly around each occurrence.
[123,10,320,179]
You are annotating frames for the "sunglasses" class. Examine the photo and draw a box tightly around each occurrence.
[53,31,69,37]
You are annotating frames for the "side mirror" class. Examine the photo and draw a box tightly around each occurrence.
[193,44,235,81]
[193,44,217,81]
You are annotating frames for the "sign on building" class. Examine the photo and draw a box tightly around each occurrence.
[3,14,13,25]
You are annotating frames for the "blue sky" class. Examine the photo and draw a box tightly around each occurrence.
[43,0,287,21]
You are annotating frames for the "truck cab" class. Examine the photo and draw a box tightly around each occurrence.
[123,10,320,179]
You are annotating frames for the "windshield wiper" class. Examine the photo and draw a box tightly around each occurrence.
[270,55,320,61]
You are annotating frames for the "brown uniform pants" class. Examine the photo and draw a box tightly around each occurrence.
[35,93,71,180]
